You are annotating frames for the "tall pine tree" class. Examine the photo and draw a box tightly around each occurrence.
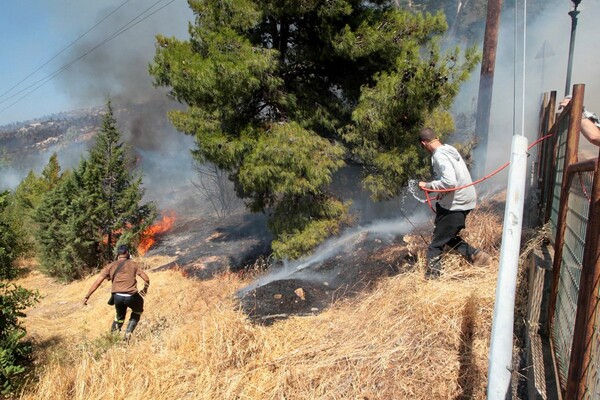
[35,101,155,281]
[82,101,155,262]
[0,191,18,280]
[150,0,479,258]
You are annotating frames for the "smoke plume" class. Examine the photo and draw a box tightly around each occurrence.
[49,0,197,208]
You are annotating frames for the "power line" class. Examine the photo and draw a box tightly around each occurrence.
[0,0,177,116]
[0,0,169,107]
[0,0,132,101]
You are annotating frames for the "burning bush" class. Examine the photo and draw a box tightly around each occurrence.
[137,212,176,255]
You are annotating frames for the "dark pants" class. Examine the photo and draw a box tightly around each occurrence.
[426,203,478,277]
[111,293,144,334]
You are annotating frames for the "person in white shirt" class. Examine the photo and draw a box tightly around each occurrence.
[418,127,491,278]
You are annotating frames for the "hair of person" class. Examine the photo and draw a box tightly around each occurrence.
[117,244,129,255]
[419,127,437,142]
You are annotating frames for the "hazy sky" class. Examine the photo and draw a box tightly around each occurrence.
[0,0,193,126]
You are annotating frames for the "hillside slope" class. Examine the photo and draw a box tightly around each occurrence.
[15,203,516,400]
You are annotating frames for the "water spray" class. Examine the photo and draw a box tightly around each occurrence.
[238,215,424,296]
[407,179,427,204]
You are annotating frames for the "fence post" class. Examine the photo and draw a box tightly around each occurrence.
[565,156,600,399]
[548,84,584,336]
[539,91,557,224]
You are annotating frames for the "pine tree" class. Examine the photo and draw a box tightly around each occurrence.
[81,101,155,262]
[0,192,18,280]
[9,153,65,255]
[150,0,479,258]
[0,281,39,395]
[34,102,155,281]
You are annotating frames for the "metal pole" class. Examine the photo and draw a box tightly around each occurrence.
[487,2,529,396]
[565,1,581,96]
[487,135,529,399]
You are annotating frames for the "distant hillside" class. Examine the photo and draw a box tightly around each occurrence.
[0,108,104,171]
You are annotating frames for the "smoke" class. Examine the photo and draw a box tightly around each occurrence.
[238,204,431,296]
[49,0,192,104]
[454,0,600,193]
[0,135,92,191]
[45,0,198,208]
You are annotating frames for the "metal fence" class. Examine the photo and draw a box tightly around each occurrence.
[552,167,593,387]
[536,84,600,399]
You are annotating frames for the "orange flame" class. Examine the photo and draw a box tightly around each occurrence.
[138,211,176,255]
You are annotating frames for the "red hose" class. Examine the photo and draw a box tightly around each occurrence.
[421,134,554,212]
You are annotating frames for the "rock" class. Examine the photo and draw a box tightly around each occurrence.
[294,288,306,300]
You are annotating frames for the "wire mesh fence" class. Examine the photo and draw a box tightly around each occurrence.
[549,117,569,243]
[535,86,600,398]
[551,168,593,391]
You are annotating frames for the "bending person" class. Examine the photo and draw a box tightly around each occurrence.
[418,127,492,278]
[83,244,149,340]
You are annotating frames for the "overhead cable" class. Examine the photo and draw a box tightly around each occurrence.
[0,0,176,116]
[0,0,132,101]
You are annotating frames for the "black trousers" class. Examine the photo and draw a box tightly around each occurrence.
[112,293,144,333]
[426,203,478,276]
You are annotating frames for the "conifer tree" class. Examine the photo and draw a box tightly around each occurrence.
[34,101,155,281]
[150,0,479,258]
[81,101,155,262]
[34,174,79,279]
[0,191,18,280]
[9,153,65,254]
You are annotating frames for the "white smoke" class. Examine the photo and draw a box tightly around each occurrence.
[238,208,431,296]
[455,0,600,193]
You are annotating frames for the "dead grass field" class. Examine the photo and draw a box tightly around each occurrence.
[13,204,519,400]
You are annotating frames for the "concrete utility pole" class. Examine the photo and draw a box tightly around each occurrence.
[474,0,503,178]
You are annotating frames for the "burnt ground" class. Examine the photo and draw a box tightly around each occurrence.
[146,183,429,324]
[148,209,273,279]
[148,207,426,324]
[238,233,422,325]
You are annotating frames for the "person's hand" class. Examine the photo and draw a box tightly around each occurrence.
[83,297,89,306]
[559,96,571,111]
[140,288,148,297]
[418,181,427,190]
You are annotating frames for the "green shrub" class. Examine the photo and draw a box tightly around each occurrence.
[0,191,19,280]
[0,282,39,395]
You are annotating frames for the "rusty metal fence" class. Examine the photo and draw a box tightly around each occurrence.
[535,84,600,399]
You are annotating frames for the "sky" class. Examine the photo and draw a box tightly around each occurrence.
[0,0,198,203]
[0,0,194,126]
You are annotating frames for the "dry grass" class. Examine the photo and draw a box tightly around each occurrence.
[14,205,516,400]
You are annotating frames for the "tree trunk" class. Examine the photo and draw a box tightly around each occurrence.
[474,0,502,178]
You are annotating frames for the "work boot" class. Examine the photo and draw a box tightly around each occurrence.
[425,256,443,279]
[125,319,139,335]
[472,250,492,266]
[110,320,123,332]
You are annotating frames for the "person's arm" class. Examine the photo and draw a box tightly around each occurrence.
[559,96,600,146]
[138,269,150,296]
[581,117,600,146]
[83,274,108,305]
[426,155,457,191]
